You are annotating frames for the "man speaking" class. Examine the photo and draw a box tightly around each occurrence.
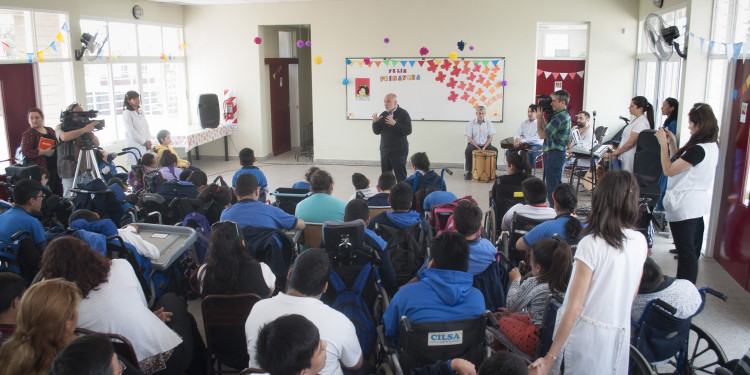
[372,93,412,182]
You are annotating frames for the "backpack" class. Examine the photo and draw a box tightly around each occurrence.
[0,231,39,284]
[144,169,165,194]
[329,263,376,359]
[182,212,210,264]
[428,196,478,236]
[376,223,426,287]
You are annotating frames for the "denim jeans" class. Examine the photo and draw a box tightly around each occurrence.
[544,150,566,207]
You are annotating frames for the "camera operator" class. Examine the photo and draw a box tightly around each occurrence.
[535,90,572,207]
[56,103,100,197]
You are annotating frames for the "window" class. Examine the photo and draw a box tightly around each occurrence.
[635,6,686,126]
[537,23,588,59]
[0,8,74,138]
[80,18,187,146]
[705,0,750,125]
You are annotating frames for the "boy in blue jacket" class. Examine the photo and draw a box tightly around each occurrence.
[368,182,430,237]
[383,232,485,344]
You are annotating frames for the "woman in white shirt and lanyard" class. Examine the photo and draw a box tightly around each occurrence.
[655,103,719,284]
[122,91,153,166]
[612,96,655,172]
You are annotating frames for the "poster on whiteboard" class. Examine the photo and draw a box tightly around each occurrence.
[345,57,505,122]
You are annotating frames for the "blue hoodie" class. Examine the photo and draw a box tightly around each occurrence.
[371,210,430,238]
[405,170,446,192]
[70,219,119,255]
[383,268,485,343]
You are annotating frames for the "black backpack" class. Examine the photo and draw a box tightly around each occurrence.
[376,223,426,287]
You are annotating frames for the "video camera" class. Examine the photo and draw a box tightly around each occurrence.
[535,94,554,119]
[60,109,105,133]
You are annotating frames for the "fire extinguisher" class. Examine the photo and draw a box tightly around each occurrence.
[224,99,234,122]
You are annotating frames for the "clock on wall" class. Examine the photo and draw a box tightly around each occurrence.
[132,5,144,19]
[653,0,664,8]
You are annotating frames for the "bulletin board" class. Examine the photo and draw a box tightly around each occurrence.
[345,57,505,122]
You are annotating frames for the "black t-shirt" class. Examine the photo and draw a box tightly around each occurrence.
[680,145,705,166]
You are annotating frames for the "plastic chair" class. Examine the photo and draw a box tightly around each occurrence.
[297,222,323,251]
[202,293,263,374]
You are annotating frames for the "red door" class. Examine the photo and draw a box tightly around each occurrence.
[266,58,298,156]
[0,64,37,163]
[535,60,585,116]
[713,60,750,292]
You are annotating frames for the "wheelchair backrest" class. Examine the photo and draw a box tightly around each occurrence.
[508,213,549,265]
[398,312,494,374]
[632,299,693,364]
[271,187,310,215]
[535,294,563,358]
[0,230,39,285]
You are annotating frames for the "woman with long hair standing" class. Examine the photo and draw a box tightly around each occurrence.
[612,96,655,172]
[0,279,81,375]
[20,108,63,195]
[528,170,648,375]
[661,97,679,134]
[656,103,719,283]
[122,91,153,166]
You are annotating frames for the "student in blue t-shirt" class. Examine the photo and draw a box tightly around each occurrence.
[292,166,319,191]
[367,172,396,207]
[343,198,397,295]
[0,179,47,252]
[516,183,583,251]
[368,182,430,237]
[221,173,305,231]
[452,200,496,275]
[232,148,269,202]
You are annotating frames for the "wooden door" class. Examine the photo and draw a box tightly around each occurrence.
[0,64,37,163]
[266,58,298,156]
[713,60,750,292]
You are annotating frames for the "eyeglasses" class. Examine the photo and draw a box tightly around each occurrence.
[35,192,46,200]
[117,359,126,375]
[211,220,242,240]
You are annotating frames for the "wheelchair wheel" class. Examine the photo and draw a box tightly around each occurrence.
[664,324,727,375]
[629,345,655,375]
[483,209,496,244]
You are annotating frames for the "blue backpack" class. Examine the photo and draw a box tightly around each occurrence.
[0,231,39,284]
[328,263,376,359]
[182,212,210,263]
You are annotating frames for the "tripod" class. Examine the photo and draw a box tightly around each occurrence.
[71,145,103,192]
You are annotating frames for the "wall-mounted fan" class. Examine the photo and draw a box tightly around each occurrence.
[644,13,687,60]
[75,27,109,61]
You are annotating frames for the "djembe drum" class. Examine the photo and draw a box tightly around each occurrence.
[471,150,497,183]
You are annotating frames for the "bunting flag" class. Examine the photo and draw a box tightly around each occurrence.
[1,23,69,63]
[537,69,584,80]
[687,31,746,61]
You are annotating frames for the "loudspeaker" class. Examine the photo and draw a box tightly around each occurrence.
[198,94,220,129]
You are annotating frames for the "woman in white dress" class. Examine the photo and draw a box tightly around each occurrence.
[529,170,648,375]
[122,91,153,166]
[612,96,654,172]
[655,103,719,284]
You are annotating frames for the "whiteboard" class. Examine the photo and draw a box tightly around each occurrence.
[345,57,505,122]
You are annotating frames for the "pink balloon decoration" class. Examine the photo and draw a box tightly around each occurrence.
[254,37,262,45]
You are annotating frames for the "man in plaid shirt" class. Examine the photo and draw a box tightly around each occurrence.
[535,90,572,206]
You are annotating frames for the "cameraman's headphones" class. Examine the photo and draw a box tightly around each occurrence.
[65,102,81,112]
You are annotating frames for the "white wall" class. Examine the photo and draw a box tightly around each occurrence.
[183,0,639,163]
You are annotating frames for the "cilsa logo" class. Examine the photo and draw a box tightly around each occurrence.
[427,330,463,346]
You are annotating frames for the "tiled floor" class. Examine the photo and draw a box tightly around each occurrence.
[189,150,750,365]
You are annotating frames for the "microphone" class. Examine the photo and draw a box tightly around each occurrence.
[592,111,597,117]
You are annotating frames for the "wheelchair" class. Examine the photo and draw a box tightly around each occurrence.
[320,220,390,372]
[498,212,549,271]
[270,187,311,215]
[378,311,499,375]
[0,230,40,285]
[488,294,563,364]
[484,185,524,245]
[630,287,729,374]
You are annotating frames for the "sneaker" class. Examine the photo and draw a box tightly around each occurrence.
[464,172,472,180]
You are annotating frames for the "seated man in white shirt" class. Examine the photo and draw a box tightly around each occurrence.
[463,106,498,179]
[506,104,544,164]
[567,110,599,168]
[245,248,363,375]
[501,177,556,231]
